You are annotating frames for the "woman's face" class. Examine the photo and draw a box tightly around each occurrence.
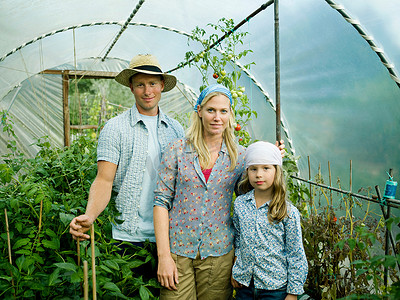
[198,94,231,138]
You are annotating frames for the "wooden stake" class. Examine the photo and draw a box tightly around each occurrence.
[38,199,43,243]
[328,161,332,207]
[91,224,97,300]
[308,156,312,202]
[83,260,88,300]
[4,209,15,296]
[77,240,81,267]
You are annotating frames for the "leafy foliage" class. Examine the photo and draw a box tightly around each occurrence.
[0,111,159,299]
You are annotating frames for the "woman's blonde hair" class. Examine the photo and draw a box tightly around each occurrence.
[186,91,238,171]
[238,165,287,223]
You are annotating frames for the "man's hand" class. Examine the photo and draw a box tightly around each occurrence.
[157,254,179,291]
[69,214,93,241]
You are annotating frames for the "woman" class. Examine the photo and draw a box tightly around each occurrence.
[153,84,283,299]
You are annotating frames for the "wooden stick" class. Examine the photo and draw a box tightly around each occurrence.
[91,224,97,300]
[83,260,88,300]
[37,198,43,246]
[328,161,332,207]
[308,156,312,202]
[77,240,81,267]
[4,209,15,296]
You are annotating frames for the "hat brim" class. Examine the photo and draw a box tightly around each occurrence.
[115,68,177,92]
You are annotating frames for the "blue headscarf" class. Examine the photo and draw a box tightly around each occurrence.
[193,84,233,111]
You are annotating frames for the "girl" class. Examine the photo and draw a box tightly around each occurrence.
[231,141,308,300]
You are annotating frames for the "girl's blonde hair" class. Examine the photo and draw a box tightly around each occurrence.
[186,91,238,171]
[238,165,287,223]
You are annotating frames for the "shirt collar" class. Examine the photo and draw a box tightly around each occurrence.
[244,190,270,208]
[129,104,169,127]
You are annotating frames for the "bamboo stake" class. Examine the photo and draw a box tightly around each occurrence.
[349,160,354,235]
[83,260,89,300]
[308,156,312,202]
[328,161,332,208]
[38,198,43,241]
[77,240,81,267]
[4,209,15,297]
[91,224,97,300]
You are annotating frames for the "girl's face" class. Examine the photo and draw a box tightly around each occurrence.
[197,94,231,138]
[248,164,276,194]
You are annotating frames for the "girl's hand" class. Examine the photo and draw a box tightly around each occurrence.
[231,276,243,288]
[285,294,297,300]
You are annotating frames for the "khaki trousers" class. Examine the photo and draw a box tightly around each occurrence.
[160,249,234,300]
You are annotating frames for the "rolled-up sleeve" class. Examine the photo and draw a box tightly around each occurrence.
[154,140,179,210]
[285,207,308,295]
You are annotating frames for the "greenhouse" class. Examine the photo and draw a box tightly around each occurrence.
[0,0,399,299]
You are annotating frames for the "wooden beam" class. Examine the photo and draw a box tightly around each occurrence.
[41,69,118,79]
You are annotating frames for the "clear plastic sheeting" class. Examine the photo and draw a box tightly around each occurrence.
[0,0,399,194]
[0,74,63,157]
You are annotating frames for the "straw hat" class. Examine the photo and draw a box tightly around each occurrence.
[115,54,177,92]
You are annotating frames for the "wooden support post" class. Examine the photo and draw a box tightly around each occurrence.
[62,71,70,147]
[274,0,281,142]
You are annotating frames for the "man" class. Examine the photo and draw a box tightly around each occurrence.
[69,54,184,248]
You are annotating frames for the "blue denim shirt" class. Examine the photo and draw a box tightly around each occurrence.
[97,105,184,240]
[232,190,308,295]
[154,138,245,259]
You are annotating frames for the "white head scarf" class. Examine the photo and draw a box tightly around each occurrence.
[245,141,282,169]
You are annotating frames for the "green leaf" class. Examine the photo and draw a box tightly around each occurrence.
[42,239,60,250]
[48,268,60,286]
[45,228,57,238]
[347,238,356,251]
[139,285,150,300]
[26,186,38,198]
[383,256,396,268]
[59,212,75,227]
[103,282,121,293]
[356,268,368,276]
[99,265,113,273]
[104,260,120,271]
[335,240,345,250]
[13,238,31,249]
[71,271,81,283]
[54,262,77,272]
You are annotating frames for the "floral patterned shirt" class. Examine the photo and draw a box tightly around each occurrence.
[154,138,245,259]
[232,190,308,295]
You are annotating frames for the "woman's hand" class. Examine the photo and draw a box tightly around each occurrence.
[157,254,179,291]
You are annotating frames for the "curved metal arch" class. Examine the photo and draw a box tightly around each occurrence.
[325,0,400,89]
[0,21,295,154]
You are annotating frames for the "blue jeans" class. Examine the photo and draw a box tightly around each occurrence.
[236,280,287,300]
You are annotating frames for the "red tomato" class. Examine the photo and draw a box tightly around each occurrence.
[213,73,219,79]
[235,124,241,131]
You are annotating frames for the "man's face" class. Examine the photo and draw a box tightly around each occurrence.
[130,73,165,116]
